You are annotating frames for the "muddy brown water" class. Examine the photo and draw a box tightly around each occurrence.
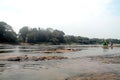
[0,45,120,80]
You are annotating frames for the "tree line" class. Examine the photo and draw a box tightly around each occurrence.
[0,21,120,45]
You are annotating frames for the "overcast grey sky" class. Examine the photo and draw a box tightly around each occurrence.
[0,0,120,39]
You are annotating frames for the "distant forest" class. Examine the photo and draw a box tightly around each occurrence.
[0,21,120,45]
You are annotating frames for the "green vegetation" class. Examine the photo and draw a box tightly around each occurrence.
[0,21,120,45]
[18,27,65,44]
[0,21,17,43]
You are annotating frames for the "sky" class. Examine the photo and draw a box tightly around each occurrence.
[0,0,120,39]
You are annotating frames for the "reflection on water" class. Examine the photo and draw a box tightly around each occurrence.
[0,45,120,80]
[103,47,110,52]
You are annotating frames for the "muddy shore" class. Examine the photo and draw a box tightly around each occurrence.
[1,53,120,80]
[65,54,120,80]
[65,73,119,80]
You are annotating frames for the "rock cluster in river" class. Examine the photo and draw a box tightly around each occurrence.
[0,55,67,61]
[33,48,81,53]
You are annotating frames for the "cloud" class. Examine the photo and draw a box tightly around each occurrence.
[0,0,112,24]
[0,0,120,39]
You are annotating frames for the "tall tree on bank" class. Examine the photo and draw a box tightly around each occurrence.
[51,30,65,44]
[0,21,17,43]
[18,27,65,44]
[18,26,29,42]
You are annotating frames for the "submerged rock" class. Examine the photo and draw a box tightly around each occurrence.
[42,48,80,53]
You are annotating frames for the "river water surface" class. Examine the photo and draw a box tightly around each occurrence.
[0,45,120,80]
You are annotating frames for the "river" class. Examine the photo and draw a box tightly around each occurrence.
[0,45,120,80]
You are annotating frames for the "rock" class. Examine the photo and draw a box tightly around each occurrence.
[2,55,68,61]
[39,57,46,60]
[32,56,39,61]
[7,56,21,61]
[23,55,29,60]
[0,64,5,67]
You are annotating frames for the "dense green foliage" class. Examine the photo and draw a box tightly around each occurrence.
[0,22,17,43]
[0,21,120,45]
[18,27,65,44]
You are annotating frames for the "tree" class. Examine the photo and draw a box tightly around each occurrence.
[0,21,17,43]
[51,30,65,44]
[18,26,29,42]
[27,28,38,43]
